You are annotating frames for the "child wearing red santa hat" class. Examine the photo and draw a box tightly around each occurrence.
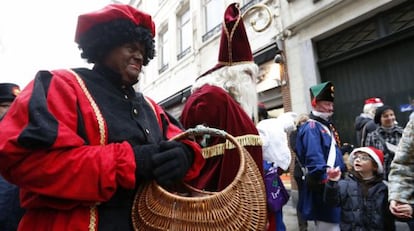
[324,147,395,230]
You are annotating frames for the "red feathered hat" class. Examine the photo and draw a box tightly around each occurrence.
[199,3,253,78]
[75,4,155,43]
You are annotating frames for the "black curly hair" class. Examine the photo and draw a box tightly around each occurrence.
[77,19,155,65]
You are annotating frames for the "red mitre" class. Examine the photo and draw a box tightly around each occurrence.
[74,4,156,43]
[199,3,254,78]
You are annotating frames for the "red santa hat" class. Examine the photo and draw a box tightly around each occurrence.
[349,146,384,174]
[74,4,155,43]
[198,3,253,78]
[363,97,383,114]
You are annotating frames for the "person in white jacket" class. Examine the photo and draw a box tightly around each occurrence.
[257,111,297,231]
[257,112,298,171]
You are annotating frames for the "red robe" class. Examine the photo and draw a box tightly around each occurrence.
[180,84,264,191]
[0,69,204,230]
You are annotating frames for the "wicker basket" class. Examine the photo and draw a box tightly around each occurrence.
[131,126,267,231]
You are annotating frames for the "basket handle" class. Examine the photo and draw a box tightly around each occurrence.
[169,124,246,186]
[170,125,245,158]
[170,125,227,141]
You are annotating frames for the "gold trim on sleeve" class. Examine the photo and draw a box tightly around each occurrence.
[67,69,106,231]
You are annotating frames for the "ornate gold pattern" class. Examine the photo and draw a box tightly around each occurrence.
[67,69,107,231]
[201,134,262,158]
[221,3,243,65]
[68,69,106,146]
[217,60,253,66]
[242,4,273,32]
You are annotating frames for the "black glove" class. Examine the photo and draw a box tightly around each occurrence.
[152,141,194,187]
[133,143,160,180]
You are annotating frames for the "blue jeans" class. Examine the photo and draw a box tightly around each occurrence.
[275,210,286,231]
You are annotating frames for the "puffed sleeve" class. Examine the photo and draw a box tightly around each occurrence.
[0,70,136,209]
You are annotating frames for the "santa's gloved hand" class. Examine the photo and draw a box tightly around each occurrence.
[133,143,161,180]
[152,141,194,187]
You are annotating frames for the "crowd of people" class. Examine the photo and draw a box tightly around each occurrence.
[0,2,413,231]
[289,81,414,230]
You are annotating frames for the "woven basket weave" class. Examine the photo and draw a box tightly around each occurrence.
[131,126,267,231]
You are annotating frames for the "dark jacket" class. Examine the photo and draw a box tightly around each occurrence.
[0,108,25,231]
[354,115,377,147]
[324,172,395,231]
[0,175,24,231]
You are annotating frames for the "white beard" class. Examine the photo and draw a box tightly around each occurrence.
[192,63,259,122]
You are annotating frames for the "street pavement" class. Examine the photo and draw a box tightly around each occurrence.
[282,189,314,231]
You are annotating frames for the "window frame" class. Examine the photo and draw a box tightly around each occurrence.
[176,7,191,60]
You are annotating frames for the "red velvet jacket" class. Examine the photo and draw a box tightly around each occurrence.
[0,68,204,230]
[180,84,263,191]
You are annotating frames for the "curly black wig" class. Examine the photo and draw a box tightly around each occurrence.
[77,19,155,65]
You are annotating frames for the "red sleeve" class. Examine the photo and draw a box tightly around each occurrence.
[180,85,264,190]
[0,71,135,208]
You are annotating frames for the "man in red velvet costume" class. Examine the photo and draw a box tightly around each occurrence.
[0,4,204,231]
[180,2,264,199]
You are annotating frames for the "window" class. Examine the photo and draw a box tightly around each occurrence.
[177,8,191,60]
[204,0,223,32]
[158,28,169,73]
[135,0,142,9]
[241,0,258,8]
[202,0,224,42]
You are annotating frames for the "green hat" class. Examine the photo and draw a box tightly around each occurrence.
[309,81,334,104]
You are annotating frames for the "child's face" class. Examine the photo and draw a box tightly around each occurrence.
[353,152,376,175]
